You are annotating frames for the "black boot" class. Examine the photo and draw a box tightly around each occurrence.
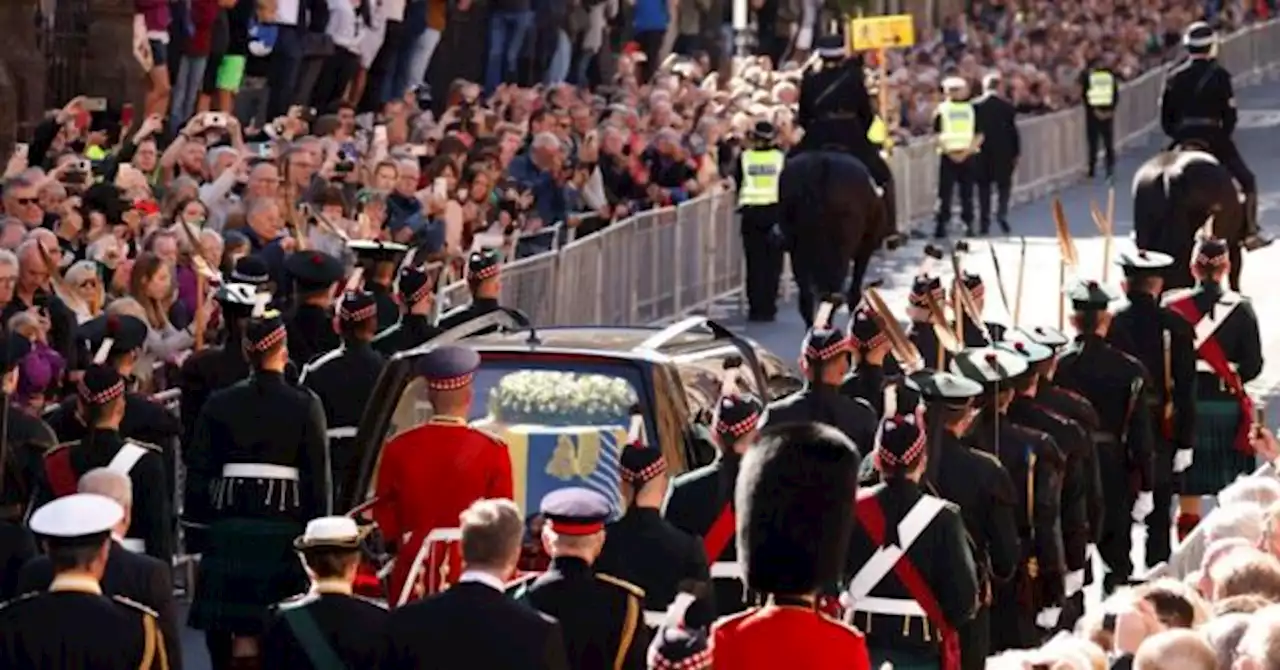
[1242,194,1272,250]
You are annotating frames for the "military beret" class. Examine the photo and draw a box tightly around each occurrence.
[468,249,503,281]
[950,347,1029,386]
[349,239,410,265]
[0,332,32,374]
[29,493,124,546]
[996,330,1054,365]
[1022,325,1069,350]
[874,411,927,470]
[802,327,850,361]
[814,34,846,59]
[1195,237,1230,268]
[78,314,148,362]
[714,393,765,441]
[620,444,667,486]
[1115,249,1174,278]
[905,370,983,406]
[414,345,480,391]
[847,303,887,351]
[540,487,611,536]
[77,364,126,406]
[961,271,985,299]
[285,250,345,292]
[908,275,945,308]
[397,266,437,306]
[230,255,271,286]
[1064,278,1118,311]
[244,311,288,353]
[338,289,378,323]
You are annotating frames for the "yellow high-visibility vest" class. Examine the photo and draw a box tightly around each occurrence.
[1086,70,1115,108]
[85,145,108,161]
[937,101,976,153]
[738,149,785,206]
[868,116,888,145]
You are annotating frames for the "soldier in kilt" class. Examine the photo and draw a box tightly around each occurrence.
[187,310,332,670]
[1162,237,1263,536]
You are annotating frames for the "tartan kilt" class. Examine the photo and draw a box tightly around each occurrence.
[188,518,307,635]
[1183,399,1255,496]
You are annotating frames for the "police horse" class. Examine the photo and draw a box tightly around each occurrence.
[1132,144,1247,290]
[779,146,896,327]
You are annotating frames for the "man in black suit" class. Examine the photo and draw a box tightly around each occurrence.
[973,72,1020,235]
[383,498,570,670]
[16,468,182,670]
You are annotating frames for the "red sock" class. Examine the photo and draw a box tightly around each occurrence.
[1177,513,1201,541]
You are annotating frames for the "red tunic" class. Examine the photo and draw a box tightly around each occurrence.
[711,605,872,670]
[373,416,513,606]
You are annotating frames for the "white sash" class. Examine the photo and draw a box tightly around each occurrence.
[1192,294,1242,351]
[847,495,947,600]
[107,444,149,476]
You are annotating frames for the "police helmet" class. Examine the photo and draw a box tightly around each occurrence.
[750,120,777,142]
[1183,21,1216,54]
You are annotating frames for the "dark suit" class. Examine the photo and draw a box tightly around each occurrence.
[17,540,183,670]
[973,91,1019,233]
[261,591,389,669]
[383,579,570,670]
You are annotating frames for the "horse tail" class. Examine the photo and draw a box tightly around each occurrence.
[1133,167,1174,253]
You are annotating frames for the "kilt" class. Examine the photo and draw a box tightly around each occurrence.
[1183,399,1255,496]
[188,517,307,635]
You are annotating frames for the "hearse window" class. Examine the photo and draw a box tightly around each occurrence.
[670,351,763,420]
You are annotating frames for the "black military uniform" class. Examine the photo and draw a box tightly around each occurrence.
[261,517,389,669]
[597,444,709,627]
[1163,237,1263,530]
[301,290,386,508]
[438,249,505,332]
[841,302,890,414]
[40,365,174,565]
[1053,279,1155,594]
[348,239,410,334]
[952,347,1064,651]
[179,283,264,445]
[767,324,877,451]
[1161,21,1265,247]
[997,333,1093,634]
[795,36,892,190]
[846,413,978,670]
[228,255,273,291]
[664,393,765,617]
[1080,55,1119,180]
[955,271,1007,346]
[909,370,1020,670]
[514,488,649,670]
[0,334,54,600]
[187,311,330,667]
[1106,250,1197,565]
[372,265,443,357]
[733,120,786,322]
[0,493,169,669]
[284,250,345,367]
[897,275,948,372]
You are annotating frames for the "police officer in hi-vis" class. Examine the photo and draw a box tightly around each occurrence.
[733,120,787,322]
[1080,53,1119,181]
[934,77,982,239]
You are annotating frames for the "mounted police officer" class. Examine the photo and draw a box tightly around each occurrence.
[1161,21,1269,249]
[934,77,981,239]
[1081,52,1119,181]
[734,120,786,322]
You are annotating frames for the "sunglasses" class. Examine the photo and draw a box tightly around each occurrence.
[78,279,99,289]
[15,198,39,206]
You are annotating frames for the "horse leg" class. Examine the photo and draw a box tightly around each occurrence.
[845,243,875,309]
[1230,242,1244,291]
[792,259,817,329]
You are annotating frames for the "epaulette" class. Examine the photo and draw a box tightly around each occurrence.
[972,449,1004,470]
[505,572,539,599]
[273,592,319,612]
[44,441,75,458]
[352,594,389,610]
[0,591,41,613]
[856,483,885,500]
[125,439,162,453]
[710,607,756,633]
[112,594,158,618]
[816,610,866,637]
[301,348,344,378]
[596,572,645,599]
[472,426,508,448]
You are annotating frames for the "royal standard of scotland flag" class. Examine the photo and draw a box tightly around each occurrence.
[501,425,627,521]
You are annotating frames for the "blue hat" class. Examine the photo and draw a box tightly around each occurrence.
[908,275,945,308]
[874,412,927,470]
[286,250,345,292]
[77,364,125,407]
[398,266,438,306]
[1022,325,1069,350]
[338,289,378,323]
[78,314,147,361]
[540,487,611,536]
[847,302,886,351]
[620,444,667,486]
[1064,278,1117,311]
[414,345,480,391]
[230,255,271,286]
[468,249,503,281]
[996,330,1054,365]
[802,327,850,362]
[0,333,31,373]
[950,347,1029,387]
[1116,249,1174,279]
[244,311,288,353]
[714,393,765,442]
[1195,237,1230,269]
[906,370,984,406]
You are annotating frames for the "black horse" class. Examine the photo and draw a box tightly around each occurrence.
[779,149,894,327]
[1132,144,1246,290]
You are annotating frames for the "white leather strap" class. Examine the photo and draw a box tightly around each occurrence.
[327,427,358,439]
[119,538,146,553]
[710,562,743,580]
[1193,298,1242,350]
[222,463,299,480]
[847,495,947,600]
[854,596,927,617]
[107,444,148,476]
[643,610,667,628]
[1196,360,1239,374]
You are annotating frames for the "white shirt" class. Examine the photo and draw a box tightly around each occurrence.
[275,0,302,26]
[326,0,362,53]
[457,570,506,592]
[383,0,408,23]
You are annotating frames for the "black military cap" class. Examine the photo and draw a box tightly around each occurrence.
[349,239,410,265]
[908,275,945,308]
[802,327,850,362]
[230,255,271,286]
[996,330,1054,365]
[649,594,712,670]
[847,303,887,351]
[338,289,378,324]
[1116,249,1174,279]
[468,249,503,282]
[244,311,288,353]
[285,250,345,292]
[960,271,985,300]
[1064,278,1118,311]
[620,444,667,486]
[814,34,847,60]
[28,493,124,548]
[905,370,983,407]
[413,345,480,391]
[77,364,126,407]
[750,120,777,142]
[950,347,1029,387]
[737,423,860,595]
[715,393,766,442]
[1195,237,1230,269]
[873,412,927,470]
[0,332,32,373]
[78,314,148,362]
[1022,325,1069,350]
[215,283,267,316]
[397,266,437,306]
[540,487,611,536]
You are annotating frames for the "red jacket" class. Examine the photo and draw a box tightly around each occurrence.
[711,605,872,670]
[373,416,513,605]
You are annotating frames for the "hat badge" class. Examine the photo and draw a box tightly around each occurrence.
[1014,341,1025,352]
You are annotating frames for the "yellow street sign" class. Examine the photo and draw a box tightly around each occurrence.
[849,14,916,51]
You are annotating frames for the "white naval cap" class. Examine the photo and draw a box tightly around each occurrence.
[942,76,968,92]
[29,493,124,540]
[294,516,362,550]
